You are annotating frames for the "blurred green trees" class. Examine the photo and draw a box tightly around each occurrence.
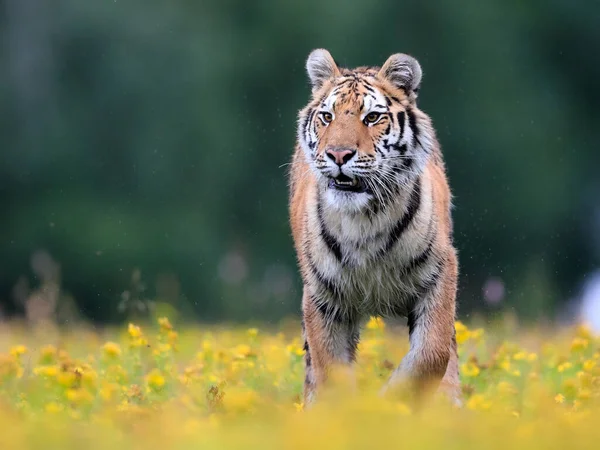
[1,0,598,322]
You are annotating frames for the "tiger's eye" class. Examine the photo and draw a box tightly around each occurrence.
[321,112,333,123]
[364,112,381,124]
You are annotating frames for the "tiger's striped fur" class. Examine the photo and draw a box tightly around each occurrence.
[288,49,460,405]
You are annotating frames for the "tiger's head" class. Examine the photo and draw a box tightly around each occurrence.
[297,49,436,212]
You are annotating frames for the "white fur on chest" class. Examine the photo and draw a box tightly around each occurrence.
[307,176,435,316]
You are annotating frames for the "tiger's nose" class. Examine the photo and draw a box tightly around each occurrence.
[325,148,356,166]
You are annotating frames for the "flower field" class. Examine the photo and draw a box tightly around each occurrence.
[1,316,600,449]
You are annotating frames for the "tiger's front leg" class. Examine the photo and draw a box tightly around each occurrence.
[302,290,360,405]
[383,263,461,405]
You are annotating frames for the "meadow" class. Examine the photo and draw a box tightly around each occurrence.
[1,315,599,449]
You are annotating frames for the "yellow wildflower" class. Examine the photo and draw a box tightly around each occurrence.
[455,321,470,344]
[103,342,122,359]
[554,393,565,404]
[466,394,491,411]
[461,362,480,378]
[153,343,172,356]
[583,359,596,372]
[147,369,166,391]
[286,342,305,357]
[571,337,589,353]
[66,388,94,406]
[128,323,142,338]
[10,345,27,357]
[34,365,59,378]
[558,362,573,373]
[233,344,254,359]
[247,328,259,338]
[158,317,173,331]
[45,402,64,413]
[513,351,527,361]
[470,328,484,342]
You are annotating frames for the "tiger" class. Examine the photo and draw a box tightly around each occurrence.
[288,49,460,405]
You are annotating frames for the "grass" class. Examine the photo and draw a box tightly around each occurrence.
[0,315,599,449]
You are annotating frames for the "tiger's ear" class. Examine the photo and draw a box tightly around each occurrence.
[378,53,422,94]
[306,49,341,92]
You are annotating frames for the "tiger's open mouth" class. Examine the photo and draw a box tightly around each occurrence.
[328,174,368,193]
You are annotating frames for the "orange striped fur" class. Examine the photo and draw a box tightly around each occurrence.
[288,49,460,405]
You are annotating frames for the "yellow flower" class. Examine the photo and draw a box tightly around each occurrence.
[153,343,172,356]
[146,369,166,391]
[470,328,484,342]
[455,321,470,344]
[103,342,122,359]
[558,362,573,373]
[158,317,173,331]
[286,342,305,357]
[247,328,259,338]
[45,402,64,414]
[128,323,142,338]
[57,371,77,387]
[34,365,59,378]
[66,388,94,406]
[466,394,491,411]
[366,316,385,330]
[10,345,27,357]
[461,362,480,378]
[583,359,596,372]
[570,337,589,353]
[293,402,304,412]
[513,351,527,361]
[233,344,254,359]
[554,393,565,404]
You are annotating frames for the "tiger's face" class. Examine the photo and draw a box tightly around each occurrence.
[297,50,434,211]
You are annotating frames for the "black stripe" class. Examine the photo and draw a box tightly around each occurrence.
[307,254,341,298]
[419,262,443,293]
[316,299,346,324]
[385,96,392,106]
[304,109,316,145]
[406,107,421,147]
[401,239,434,275]
[407,309,418,337]
[380,178,422,255]
[348,329,360,362]
[397,111,405,139]
[317,199,343,262]
[363,83,375,93]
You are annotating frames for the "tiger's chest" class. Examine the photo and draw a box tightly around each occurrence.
[305,179,437,318]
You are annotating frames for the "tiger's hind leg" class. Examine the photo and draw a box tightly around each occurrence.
[301,290,359,405]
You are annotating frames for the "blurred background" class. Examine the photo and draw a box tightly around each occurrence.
[1,0,599,326]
